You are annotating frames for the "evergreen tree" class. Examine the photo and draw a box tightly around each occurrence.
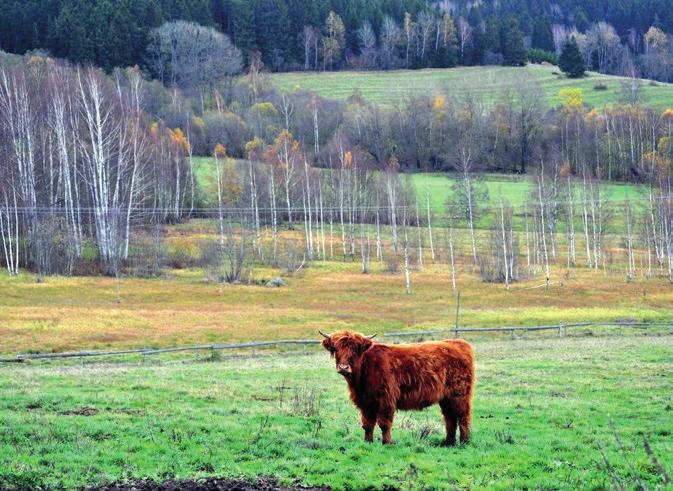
[483,16,501,55]
[573,6,589,32]
[559,37,585,78]
[531,17,555,52]
[255,0,292,69]
[502,18,526,66]
[230,0,257,59]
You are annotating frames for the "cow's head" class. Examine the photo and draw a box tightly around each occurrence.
[319,330,377,377]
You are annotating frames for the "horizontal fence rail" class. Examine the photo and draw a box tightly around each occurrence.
[2,321,672,364]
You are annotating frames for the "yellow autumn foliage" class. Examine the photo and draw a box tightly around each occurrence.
[559,88,583,109]
[432,95,446,111]
[214,143,226,158]
[344,151,353,168]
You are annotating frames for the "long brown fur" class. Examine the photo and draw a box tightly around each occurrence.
[321,330,475,445]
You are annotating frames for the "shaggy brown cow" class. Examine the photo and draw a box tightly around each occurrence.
[320,330,474,446]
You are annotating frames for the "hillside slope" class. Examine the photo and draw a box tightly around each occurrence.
[273,64,673,108]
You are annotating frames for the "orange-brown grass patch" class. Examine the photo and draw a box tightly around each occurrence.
[1,257,671,355]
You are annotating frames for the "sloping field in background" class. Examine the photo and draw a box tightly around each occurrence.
[193,157,644,217]
[410,173,644,211]
[273,64,673,108]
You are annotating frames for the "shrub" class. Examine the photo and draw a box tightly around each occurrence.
[384,253,400,274]
[527,49,559,66]
[266,277,284,287]
[290,386,322,417]
[594,82,608,91]
[30,216,77,276]
[126,230,168,278]
[199,229,253,284]
[478,224,519,284]
[167,238,199,269]
[278,239,307,274]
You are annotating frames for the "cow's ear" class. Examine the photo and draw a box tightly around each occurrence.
[321,337,332,351]
[359,338,373,353]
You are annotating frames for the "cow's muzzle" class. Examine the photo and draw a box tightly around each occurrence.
[337,364,352,375]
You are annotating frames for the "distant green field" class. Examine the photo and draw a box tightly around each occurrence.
[273,64,673,109]
[412,173,645,212]
[194,157,644,215]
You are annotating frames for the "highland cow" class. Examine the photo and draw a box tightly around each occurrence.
[320,330,475,445]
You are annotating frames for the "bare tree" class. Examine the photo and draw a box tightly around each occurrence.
[449,137,488,265]
[586,22,622,73]
[416,12,435,62]
[403,12,416,68]
[445,217,458,293]
[0,183,19,275]
[357,21,378,69]
[299,26,319,71]
[380,16,401,69]
[147,21,243,93]
[0,65,37,269]
[457,17,472,63]
[76,67,125,274]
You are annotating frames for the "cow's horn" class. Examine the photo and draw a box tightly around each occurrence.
[318,330,330,339]
[366,333,377,339]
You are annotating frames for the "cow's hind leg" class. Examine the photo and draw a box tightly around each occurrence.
[361,409,377,443]
[455,396,472,445]
[377,406,395,444]
[439,398,458,446]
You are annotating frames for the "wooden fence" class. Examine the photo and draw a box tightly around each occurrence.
[1,320,671,364]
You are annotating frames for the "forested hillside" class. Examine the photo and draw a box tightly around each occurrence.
[3,50,673,280]
[2,0,673,80]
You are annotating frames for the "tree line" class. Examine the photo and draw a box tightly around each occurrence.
[0,54,194,276]
[2,0,673,80]
[1,52,672,285]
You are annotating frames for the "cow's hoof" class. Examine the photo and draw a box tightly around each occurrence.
[441,440,456,447]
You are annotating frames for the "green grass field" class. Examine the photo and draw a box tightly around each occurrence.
[273,64,673,109]
[194,157,645,209]
[411,173,645,212]
[1,335,670,490]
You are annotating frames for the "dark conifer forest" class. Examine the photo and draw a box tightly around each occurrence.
[2,0,673,80]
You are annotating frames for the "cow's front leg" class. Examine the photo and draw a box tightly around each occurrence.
[360,410,376,443]
[377,406,395,444]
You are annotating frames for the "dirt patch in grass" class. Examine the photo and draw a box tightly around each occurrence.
[58,406,99,416]
[81,477,334,491]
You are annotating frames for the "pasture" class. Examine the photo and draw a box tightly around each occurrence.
[410,173,644,211]
[1,258,672,356]
[1,335,671,490]
[272,64,673,108]
[193,157,645,216]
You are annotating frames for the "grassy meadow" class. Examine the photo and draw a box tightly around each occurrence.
[1,335,671,490]
[193,157,645,215]
[2,255,673,356]
[410,173,644,211]
[272,64,673,109]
